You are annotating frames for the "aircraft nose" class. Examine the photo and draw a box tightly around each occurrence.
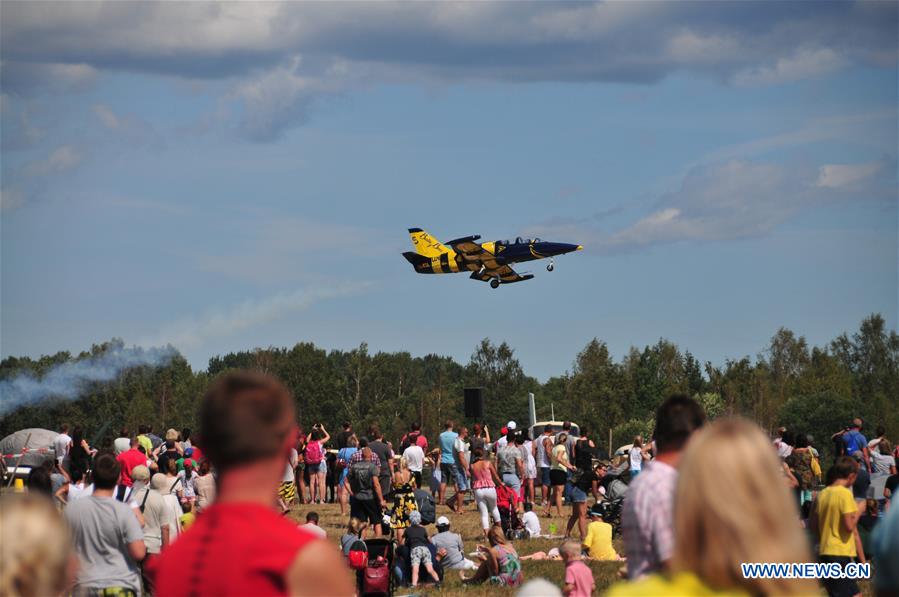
[536,242,582,255]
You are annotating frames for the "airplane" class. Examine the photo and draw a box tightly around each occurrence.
[402,228,583,288]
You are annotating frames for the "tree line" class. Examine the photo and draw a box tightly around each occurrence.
[2,314,897,467]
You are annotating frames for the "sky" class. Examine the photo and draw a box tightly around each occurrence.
[1,1,897,382]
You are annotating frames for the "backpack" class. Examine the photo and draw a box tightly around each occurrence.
[347,539,368,571]
[413,488,436,525]
[305,441,323,467]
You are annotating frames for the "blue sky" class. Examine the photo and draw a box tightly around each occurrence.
[1,2,896,381]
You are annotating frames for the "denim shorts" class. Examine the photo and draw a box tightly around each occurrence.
[501,472,521,493]
[570,485,587,503]
[540,467,551,486]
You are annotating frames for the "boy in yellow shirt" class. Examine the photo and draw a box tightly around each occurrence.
[583,503,621,560]
[810,455,862,597]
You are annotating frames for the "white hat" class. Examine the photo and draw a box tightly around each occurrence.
[507,421,517,430]
[436,516,450,526]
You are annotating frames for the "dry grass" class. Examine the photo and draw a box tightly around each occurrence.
[289,498,625,596]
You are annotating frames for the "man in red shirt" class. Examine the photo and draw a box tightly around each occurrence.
[152,371,353,596]
[116,438,147,501]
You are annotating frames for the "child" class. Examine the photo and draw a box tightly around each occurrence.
[561,540,594,597]
[583,503,620,560]
[179,500,196,531]
[340,517,366,556]
[522,501,542,538]
[404,511,440,588]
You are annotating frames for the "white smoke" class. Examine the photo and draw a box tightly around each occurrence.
[0,345,179,415]
[140,283,370,349]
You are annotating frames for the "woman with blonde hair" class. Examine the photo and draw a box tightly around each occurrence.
[544,433,575,518]
[610,418,817,596]
[0,495,74,597]
[462,524,523,587]
[390,456,418,544]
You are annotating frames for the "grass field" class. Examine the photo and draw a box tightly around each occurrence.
[288,498,627,596]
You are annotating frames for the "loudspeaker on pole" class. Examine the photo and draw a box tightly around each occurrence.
[463,387,484,419]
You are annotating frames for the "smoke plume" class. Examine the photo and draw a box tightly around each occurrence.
[0,345,178,415]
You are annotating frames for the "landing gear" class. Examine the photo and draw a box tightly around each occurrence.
[547,259,555,272]
[490,278,500,289]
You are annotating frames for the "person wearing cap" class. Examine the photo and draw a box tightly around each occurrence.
[133,465,174,591]
[430,516,477,577]
[583,504,620,560]
[152,371,353,596]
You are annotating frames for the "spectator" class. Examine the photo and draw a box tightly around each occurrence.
[546,432,574,518]
[401,422,429,452]
[390,456,419,544]
[132,466,173,591]
[566,427,596,540]
[561,539,594,597]
[136,425,153,456]
[498,430,525,499]
[162,458,184,502]
[336,434,358,515]
[583,503,619,560]
[786,432,815,509]
[774,426,793,460]
[65,451,145,595]
[470,446,503,536]
[179,459,198,506]
[404,510,441,588]
[522,502,542,538]
[305,426,330,505]
[54,423,71,468]
[153,472,183,543]
[431,515,478,577]
[521,431,538,506]
[469,423,491,464]
[26,462,53,497]
[843,419,871,472]
[402,435,425,489]
[346,436,387,538]
[193,459,216,512]
[340,517,365,555]
[180,428,193,451]
[885,470,898,510]
[368,425,395,502]
[113,428,131,456]
[68,427,93,479]
[116,438,146,501]
[295,426,308,504]
[629,435,648,478]
[462,525,523,587]
[810,455,864,597]
[0,494,74,597]
[336,421,353,450]
[156,439,180,474]
[56,468,93,505]
[537,424,554,507]
[872,499,899,595]
[300,511,328,539]
[621,394,705,579]
[152,371,353,596]
[437,420,460,509]
[279,443,299,514]
[612,418,815,596]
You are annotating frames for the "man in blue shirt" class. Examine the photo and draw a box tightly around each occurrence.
[437,421,459,508]
[843,419,871,472]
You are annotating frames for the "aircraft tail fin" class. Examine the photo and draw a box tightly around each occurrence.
[408,228,449,257]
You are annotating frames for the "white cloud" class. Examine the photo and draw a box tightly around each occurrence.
[817,161,883,188]
[93,104,121,129]
[25,145,83,176]
[732,48,847,87]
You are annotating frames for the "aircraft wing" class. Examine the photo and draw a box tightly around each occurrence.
[448,236,534,284]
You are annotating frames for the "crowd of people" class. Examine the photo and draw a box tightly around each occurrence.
[2,370,898,597]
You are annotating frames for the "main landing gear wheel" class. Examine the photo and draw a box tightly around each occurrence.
[490,278,500,289]
[547,260,555,272]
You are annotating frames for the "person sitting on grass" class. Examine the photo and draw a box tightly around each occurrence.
[561,539,595,597]
[462,525,523,587]
[340,517,366,555]
[430,516,478,578]
[404,510,441,588]
[583,503,621,561]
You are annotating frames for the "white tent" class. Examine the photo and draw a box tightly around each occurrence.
[0,428,58,469]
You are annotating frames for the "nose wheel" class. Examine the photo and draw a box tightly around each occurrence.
[547,259,554,272]
[490,278,500,289]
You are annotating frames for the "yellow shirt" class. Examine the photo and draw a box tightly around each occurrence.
[551,444,569,471]
[179,511,196,531]
[137,434,153,455]
[607,571,749,597]
[583,520,618,560]
[817,485,857,557]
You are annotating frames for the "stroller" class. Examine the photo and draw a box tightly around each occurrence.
[356,538,394,597]
[496,484,527,539]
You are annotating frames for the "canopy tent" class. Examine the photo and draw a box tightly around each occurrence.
[0,428,58,469]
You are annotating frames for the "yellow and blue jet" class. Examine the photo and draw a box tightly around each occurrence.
[402,228,583,288]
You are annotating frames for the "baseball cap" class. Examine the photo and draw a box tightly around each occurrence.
[500,427,508,436]
[436,516,450,526]
[507,421,517,430]
[184,458,194,468]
